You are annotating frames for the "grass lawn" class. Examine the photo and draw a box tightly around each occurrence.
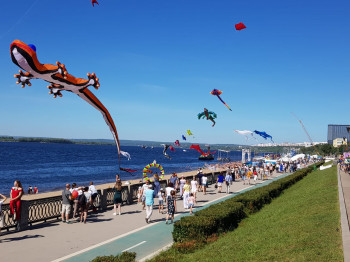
[151,166,343,262]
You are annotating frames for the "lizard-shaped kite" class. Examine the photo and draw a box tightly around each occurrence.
[10,40,123,165]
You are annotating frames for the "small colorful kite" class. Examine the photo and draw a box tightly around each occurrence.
[253,130,274,143]
[120,151,131,161]
[143,161,165,182]
[210,89,232,111]
[187,130,194,136]
[120,167,138,175]
[174,140,180,147]
[234,130,256,141]
[91,0,99,7]
[189,145,216,156]
[198,108,217,127]
[182,135,186,141]
[235,22,246,31]
[161,144,171,159]
[189,145,208,156]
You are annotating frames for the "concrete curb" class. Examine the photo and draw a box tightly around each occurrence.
[337,167,350,262]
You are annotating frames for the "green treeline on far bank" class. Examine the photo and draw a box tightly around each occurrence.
[0,136,111,145]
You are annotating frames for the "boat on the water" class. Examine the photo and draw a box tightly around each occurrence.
[199,154,214,161]
[198,145,215,161]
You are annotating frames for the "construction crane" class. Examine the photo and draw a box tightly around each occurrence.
[291,112,314,146]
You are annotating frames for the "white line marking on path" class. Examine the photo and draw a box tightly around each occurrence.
[52,182,265,262]
[139,243,173,262]
[122,241,146,252]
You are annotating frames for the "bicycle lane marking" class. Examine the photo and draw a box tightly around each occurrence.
[56,173,290,262]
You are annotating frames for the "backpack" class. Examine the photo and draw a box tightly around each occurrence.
[78,193,86,205]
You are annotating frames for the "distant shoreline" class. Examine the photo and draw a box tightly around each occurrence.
[0,136,298,153]
[0,136,113,146]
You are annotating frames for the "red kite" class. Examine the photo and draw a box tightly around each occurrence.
[235,22,246,31]
[91,0,99,7]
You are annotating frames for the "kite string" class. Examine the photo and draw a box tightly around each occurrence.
[0,0,40,40]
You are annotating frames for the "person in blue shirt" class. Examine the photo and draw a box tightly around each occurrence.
[145,184,154,223]
[217,172,225,193]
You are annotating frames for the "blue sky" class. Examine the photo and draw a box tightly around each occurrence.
[0,0,349,144]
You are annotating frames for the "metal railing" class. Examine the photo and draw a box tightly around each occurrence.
[1,170,222,232]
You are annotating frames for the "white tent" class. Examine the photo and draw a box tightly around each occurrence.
[280,157,291,162]
[290,154,305,161]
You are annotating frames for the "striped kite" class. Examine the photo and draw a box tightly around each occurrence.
[210,89,232,111]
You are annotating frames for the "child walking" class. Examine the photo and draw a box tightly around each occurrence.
[166,190,176,224]
[188,193,195,214]
[158,190,165,214]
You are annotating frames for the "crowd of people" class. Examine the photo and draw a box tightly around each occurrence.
[60,159,313,224]
[0,158,313,233]
[61,181,98,224]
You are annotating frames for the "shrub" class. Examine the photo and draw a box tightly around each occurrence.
[172,162,324,243]
[173,216,216,243]
[91,252,136,262]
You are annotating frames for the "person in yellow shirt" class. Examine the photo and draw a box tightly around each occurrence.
[247,169,253,185]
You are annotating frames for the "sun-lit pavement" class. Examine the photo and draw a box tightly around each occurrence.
[0,173,288,262]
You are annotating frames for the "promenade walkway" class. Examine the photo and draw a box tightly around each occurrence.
[0,172,289,262]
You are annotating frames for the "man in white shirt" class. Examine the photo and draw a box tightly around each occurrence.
[141,180,151,210]
[89,182,98,212]
[201,176,208,195]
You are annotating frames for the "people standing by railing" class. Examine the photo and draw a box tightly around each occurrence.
[70,183,80,219]
[79,187,91,224]
[196,168,203,192]
[89,182,98,212]
[10,180,23,224]
[61,184,72,224]
[0,193,8,235]
[153,173,161,198]
[201,175,208,195]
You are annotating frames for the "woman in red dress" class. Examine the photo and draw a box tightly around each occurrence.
[10,180,23,221]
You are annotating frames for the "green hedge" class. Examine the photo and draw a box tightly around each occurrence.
[91,252,136,262]
[173,162,324,243]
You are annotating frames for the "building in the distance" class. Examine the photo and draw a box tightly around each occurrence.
[333,138,347,148]
[327,124,350,144]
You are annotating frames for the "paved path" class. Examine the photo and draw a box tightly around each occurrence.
[0,172,289,262]
[338,167,350,262]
